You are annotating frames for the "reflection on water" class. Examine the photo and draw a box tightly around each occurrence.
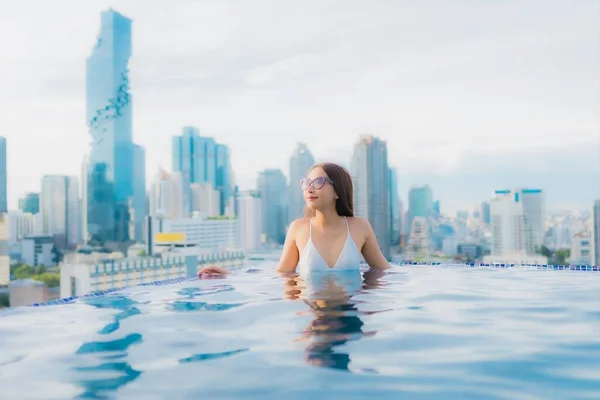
[73,295,145,399]
[283,268,386,372]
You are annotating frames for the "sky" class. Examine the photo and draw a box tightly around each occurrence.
[0,0,598,213]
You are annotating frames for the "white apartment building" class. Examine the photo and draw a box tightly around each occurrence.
[236,192,262,251]
[20,236,55,267]
[516,188,545,249]
[148,214,239,254]
[149,169,190,219]
[7,211,35,247]
[490,190,534,256]
[570,230,593,265]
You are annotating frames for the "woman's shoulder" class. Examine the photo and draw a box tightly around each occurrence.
[346,216,369,226]
[289,218,311,231]
[346,216,372,232]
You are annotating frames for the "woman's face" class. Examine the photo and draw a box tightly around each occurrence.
[302,167,336,211]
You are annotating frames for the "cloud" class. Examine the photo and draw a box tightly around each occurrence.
[0,0,598,210]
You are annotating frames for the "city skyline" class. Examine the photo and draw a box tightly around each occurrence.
[0,0,598,212]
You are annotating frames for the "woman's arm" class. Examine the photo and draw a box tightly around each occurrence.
[276,220,301,273]
[357,217,391,270]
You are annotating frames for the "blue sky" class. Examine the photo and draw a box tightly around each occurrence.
[0,0,598,212]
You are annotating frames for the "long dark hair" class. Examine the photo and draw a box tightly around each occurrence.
[303,162,354,218]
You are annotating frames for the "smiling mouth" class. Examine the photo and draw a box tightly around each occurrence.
[306,197,318,200]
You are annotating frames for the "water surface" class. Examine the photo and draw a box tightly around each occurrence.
[0,265,599,399]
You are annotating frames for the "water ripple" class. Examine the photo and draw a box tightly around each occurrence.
[0,266,598,399]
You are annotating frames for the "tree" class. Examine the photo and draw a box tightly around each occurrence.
[555,249,570,264]
[540,245,553,258]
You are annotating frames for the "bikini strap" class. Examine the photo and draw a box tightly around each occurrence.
[344,216,349,233]
[309,218,313,239]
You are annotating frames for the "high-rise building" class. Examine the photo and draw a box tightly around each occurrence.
[149,169,190,220]
[172,127,233,215]
[18,193,40,215]
[81,156,89,244]
[489,190,533,256]
[86,9,139,244]
[0,137,6,213]
[388,167,402,246]
[257,169,288,245]
[493,189,545,250]
[406,185,434,236]
[288,143,315,222]
[40,175,80,249]
[481,201,491,225]
[7,211,35,247]
[516,188,545,250]
[132,144,146,241]
[592,200,600,265]
[351,135,391,260]
[0,213,8,285]
[190,183,221,217]
[237,191,262,251]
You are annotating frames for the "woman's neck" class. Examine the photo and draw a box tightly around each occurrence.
[314,208,342,228]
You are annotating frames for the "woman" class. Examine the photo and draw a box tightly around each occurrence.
[198,162,391,277]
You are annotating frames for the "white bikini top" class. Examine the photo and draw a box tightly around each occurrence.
[297,217,363,276]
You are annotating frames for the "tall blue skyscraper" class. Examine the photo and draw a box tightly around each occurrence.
[0,137,6,213]
[351,135,391,260]
[257,169,287,244]
[288,143,315,222]
[406,185,434,236]
[86,9,144,243]
[172,127,232,215]
[388,167,402,246]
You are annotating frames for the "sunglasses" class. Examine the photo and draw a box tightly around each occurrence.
[300,177,334,190]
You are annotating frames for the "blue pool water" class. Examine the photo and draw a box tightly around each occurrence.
[1,264,599,399]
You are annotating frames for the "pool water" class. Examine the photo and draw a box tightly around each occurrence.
[0,264,599,399]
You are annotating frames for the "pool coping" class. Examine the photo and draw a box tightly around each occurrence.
[1,261,599,313]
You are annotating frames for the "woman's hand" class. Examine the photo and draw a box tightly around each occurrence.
[197,266,229,279]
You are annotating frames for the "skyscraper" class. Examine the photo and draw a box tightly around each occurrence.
[388,167,402,246]
[41,175,80,249]
[489,190,533,256]
[132,144,147,241]
[257,169,287,245]
[149,169,190,220]
[406,185,434,236]
[0,137,6,213]
[237,191,262,251]
[493,188,545,250]
[351,135,391,260]
[516,188,545,250]
[86,9,139,244]
[172,126,232,215]
[481,201,491,225]
[288,143,315,222]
